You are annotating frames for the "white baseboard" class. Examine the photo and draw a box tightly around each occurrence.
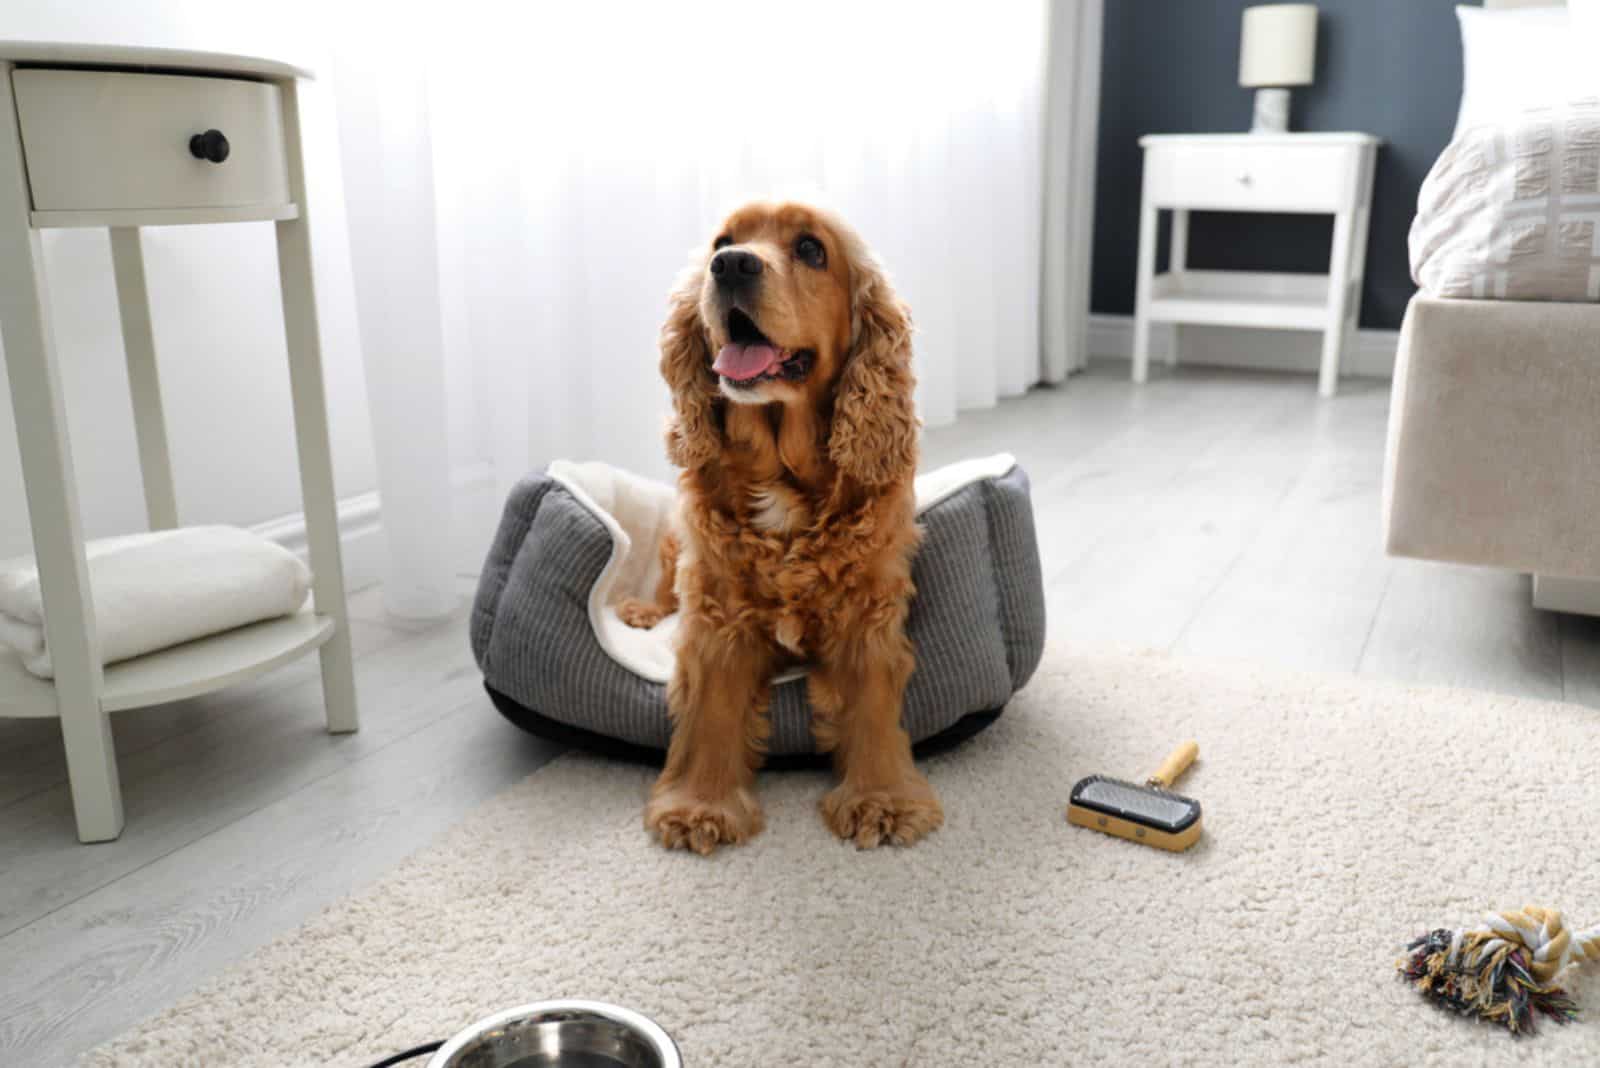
[252,491,387,593]
[251,460,498,595]
[1088,313,1399,379]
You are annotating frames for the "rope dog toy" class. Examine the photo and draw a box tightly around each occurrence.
[1398,906,1600,1035]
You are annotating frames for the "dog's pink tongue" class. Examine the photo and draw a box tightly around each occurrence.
[713,343,779,382]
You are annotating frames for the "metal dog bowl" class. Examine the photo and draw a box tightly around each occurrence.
[426,1000,681,1068]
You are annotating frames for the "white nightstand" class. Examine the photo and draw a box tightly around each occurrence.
[1132,133,1380,397]
[0,43,358,842]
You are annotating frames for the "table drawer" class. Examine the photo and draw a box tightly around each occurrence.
[1144,143,1353,212]
[11,68,291,213]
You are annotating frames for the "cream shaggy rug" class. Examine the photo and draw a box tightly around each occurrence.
[89,646,1600,1067]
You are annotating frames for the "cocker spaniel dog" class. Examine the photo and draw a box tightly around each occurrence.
[619,201,940,855]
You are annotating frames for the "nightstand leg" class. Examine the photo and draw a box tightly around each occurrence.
[1168,209,1188,367]
[2,234,121,843]
[275,82,359,735]
[1320,209,1357,398]
[1131,203,1158,383]
[0,68,121,843]
[277,224,359,734]
[110,227,180,530]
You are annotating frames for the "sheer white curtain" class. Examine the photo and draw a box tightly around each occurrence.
[330,1,1100,616]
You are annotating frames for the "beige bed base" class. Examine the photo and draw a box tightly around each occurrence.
[1383,296,1600,615]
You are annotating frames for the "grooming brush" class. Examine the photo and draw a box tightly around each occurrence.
[1066,741,1202,852]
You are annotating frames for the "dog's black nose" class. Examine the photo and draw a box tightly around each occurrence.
[710,249,763,287]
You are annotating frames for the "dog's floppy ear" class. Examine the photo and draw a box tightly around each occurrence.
[828,248,918,487]
[659,254,721,470]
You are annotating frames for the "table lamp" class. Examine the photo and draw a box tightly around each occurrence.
[1239,4,1317,133]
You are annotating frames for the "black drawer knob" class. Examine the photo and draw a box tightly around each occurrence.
[189,129,230,164]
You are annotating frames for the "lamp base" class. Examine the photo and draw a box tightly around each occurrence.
[1250,88,1292,134]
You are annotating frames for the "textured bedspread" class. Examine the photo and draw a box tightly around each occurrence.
[1411,97,1600,302]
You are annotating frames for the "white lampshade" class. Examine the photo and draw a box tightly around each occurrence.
[1239,4,1318,88]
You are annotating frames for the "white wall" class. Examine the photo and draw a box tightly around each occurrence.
[0,2,376,563]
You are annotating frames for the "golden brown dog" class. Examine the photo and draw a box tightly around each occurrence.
[619,201,940,855]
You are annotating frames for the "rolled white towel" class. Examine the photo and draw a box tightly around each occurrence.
[0,525,312,679]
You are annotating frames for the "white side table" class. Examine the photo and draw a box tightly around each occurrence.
[0,43,358,843]
[1132,132,1380,397]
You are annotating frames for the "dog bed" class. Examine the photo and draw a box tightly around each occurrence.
[471,454,1044,766]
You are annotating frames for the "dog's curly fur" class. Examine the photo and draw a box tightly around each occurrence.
[621,201,941,855]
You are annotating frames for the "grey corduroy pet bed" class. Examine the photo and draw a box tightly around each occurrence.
[471,454,1044,767]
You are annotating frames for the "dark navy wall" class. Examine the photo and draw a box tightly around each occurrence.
[1091,0,1467,329]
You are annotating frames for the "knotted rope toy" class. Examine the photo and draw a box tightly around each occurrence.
[1398,906,1600,1035]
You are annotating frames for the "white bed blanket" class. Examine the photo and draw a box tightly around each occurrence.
[0,525,312,679]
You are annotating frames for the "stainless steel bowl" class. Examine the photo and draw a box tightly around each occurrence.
[426,1000,681,1068]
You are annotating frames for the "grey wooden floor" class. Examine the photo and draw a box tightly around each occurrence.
[2,360,1596,1066]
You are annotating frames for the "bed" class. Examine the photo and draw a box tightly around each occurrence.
[1383,0,1600,615]
[471,455,1046,764]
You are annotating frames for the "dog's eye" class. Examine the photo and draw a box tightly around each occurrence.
[713,235,732,251]
[795,235,826,268]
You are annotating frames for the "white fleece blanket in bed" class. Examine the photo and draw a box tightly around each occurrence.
[546,453,1018,684]
[0,525,311,679]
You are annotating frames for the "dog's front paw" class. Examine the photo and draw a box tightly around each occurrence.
[821,776,944,849]
[644,783,764,855]
[617,598,667,629]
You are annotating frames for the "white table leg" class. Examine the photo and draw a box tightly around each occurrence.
[275,82,358,735]
[110,227,179,530]
[0,65,121,842]
[1319,209,1357,398]
[1346,148,1377,340]
[1131,203,1158,383]
[1167,208,1188,367]
[1341,190,1374,366]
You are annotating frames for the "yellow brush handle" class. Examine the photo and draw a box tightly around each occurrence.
[1147,740,1199,789]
